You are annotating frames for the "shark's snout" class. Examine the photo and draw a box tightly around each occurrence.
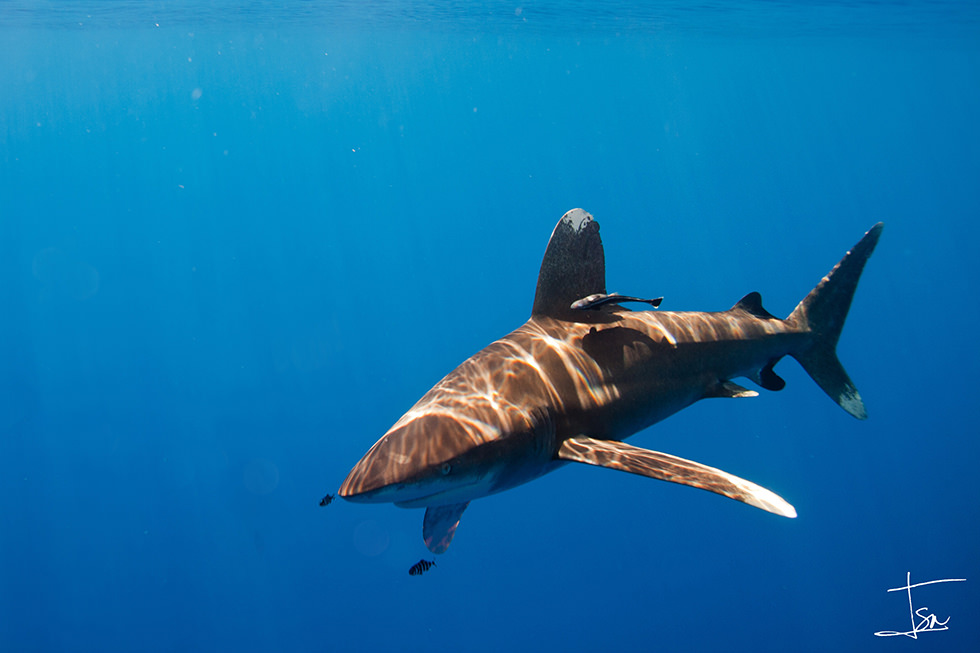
[338,414,480,504]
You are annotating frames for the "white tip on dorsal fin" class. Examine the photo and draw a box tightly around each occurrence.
[557,436,796,518]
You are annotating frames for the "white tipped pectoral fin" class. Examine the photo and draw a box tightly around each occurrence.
[557,437,796,518]
[423,502,470,554]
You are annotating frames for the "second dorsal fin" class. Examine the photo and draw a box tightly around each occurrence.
[731,292,777,319]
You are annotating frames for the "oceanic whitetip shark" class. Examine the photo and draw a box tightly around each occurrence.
[338,209,882,554]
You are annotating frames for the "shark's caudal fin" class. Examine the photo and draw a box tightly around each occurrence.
[788,223,884,420]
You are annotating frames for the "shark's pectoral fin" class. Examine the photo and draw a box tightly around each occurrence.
[423,502,470,554]
[557,437,796,518]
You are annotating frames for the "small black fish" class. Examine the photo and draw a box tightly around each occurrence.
[319,493,335,507]
[408,559,436,576]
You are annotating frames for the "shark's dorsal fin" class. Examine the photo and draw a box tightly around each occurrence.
[732,292,776,319]
[532,209,606,319]
[557,436,796,518]
[423,502,469,554]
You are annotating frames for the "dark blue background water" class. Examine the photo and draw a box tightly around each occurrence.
[2,2,978,651]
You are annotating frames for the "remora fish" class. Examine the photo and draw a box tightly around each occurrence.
[338,209,882,554]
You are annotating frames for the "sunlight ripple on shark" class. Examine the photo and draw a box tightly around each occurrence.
[338,209,882,554]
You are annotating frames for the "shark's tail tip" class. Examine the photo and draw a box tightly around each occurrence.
[789,223,882,419]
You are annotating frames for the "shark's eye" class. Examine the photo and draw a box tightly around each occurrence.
[440,462,452,475]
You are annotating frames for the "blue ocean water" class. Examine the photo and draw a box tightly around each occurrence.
[2,1,978,651]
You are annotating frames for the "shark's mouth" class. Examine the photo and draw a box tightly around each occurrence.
[393,477,486,509]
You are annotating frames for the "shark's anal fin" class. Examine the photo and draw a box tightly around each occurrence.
[423,502,470,554]
[751,360,786,392]
[557,437,796,518]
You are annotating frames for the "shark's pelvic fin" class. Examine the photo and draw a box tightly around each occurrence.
[788,223,884,420]
[557,436,797,518]
[423,502,470,554]
[704,381,759,399]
